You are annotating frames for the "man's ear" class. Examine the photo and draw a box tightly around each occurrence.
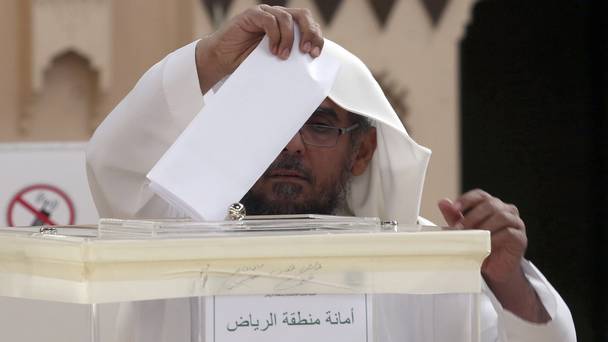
[351,127,377,176]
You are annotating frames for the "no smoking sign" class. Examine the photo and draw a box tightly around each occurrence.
[6,184,76,227]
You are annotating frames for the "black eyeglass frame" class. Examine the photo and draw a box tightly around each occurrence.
[298,123,360,148]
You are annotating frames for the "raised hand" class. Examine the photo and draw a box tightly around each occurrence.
[196,5,324,93]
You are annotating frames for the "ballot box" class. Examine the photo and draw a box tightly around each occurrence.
[0,216,489,342]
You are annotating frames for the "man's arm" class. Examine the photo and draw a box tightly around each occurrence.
[439,190,549,322]
[86,41,203,219]
[439,189,576,340]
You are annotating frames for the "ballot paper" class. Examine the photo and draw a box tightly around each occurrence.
[147,30,340,221]
[206,294,371,342]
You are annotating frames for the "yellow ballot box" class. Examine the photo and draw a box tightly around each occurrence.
[0,216,489,342]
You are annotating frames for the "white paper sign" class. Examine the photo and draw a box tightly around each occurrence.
[147,29,340,221]
[206,294,372,342]
[0,143,99,227]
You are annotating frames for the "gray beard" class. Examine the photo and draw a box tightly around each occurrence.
[240,154,352,216]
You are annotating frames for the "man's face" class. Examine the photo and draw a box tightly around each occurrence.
[240,98,375,215]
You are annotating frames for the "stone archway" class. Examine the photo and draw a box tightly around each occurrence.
[22,50,99,141]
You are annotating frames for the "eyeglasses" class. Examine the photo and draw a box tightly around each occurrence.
[297,123,360,147]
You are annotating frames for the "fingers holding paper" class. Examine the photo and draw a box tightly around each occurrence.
[258,5,295,58]
[245,6,323,58]
[196,5,325,93]
[282,7,324,56]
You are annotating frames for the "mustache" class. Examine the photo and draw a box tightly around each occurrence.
[263,154,314,182]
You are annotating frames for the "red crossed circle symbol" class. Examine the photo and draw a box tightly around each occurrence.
[6,184,76,227]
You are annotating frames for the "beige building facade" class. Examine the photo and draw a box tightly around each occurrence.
[0,0,477,223]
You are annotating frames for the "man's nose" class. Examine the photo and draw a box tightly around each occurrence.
[283,131,305,153]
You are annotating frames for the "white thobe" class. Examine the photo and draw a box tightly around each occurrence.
[86,41,576,342]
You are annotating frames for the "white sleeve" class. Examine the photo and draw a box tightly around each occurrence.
[418,216,576,342]
[484,260,576,342]
[86,41,203,219]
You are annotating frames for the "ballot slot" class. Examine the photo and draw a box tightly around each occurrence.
[96,215,397,239]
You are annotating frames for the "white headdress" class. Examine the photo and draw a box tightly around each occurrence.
[324,39,431,224]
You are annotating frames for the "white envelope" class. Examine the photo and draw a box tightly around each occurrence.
[147,31,340,221]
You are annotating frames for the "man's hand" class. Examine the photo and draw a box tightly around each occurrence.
[438,189,551,323]
[196,5,324,93]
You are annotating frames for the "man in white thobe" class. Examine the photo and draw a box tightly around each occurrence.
[86,5,576,342]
